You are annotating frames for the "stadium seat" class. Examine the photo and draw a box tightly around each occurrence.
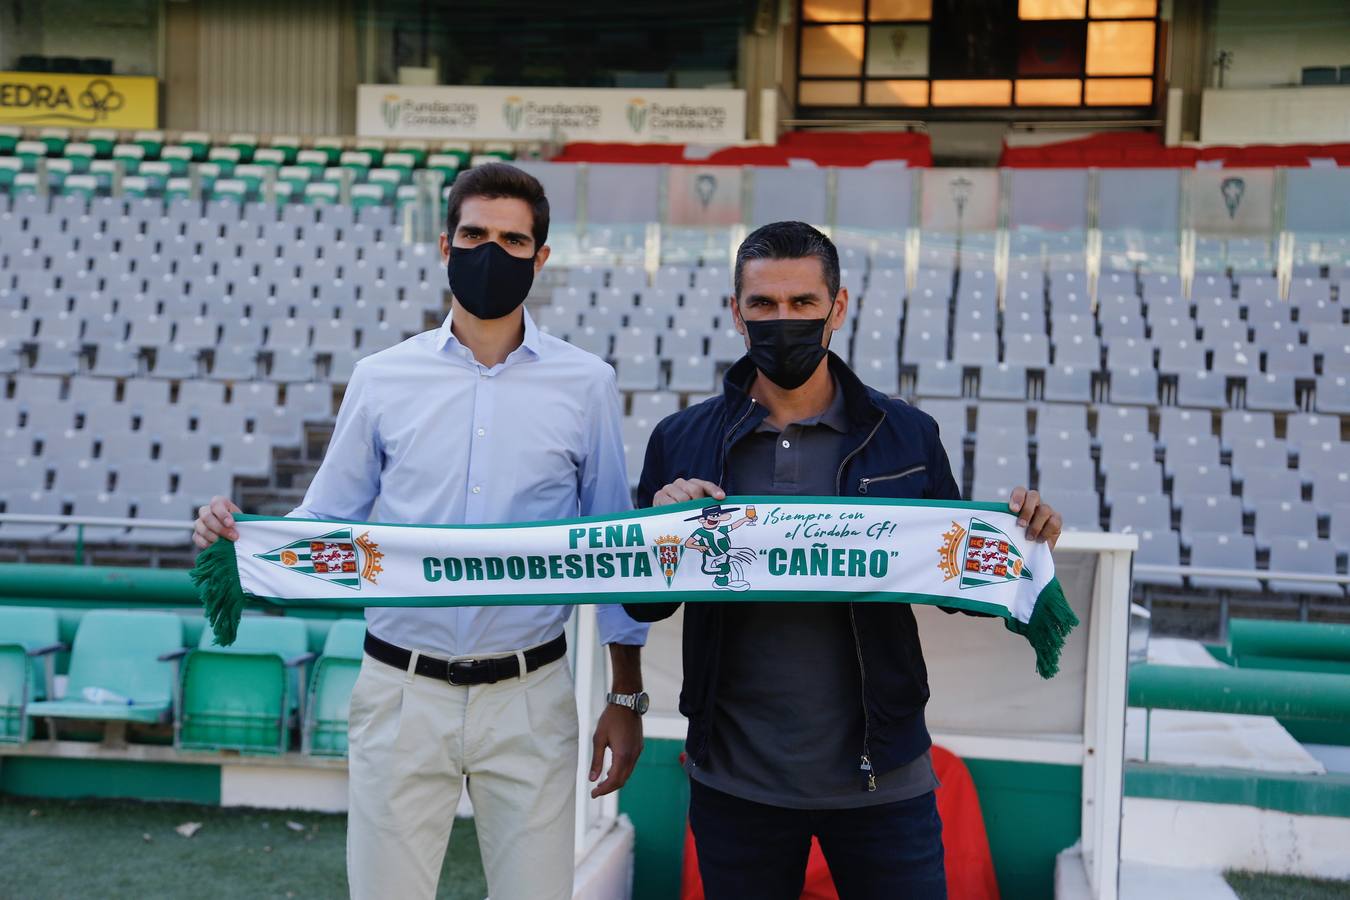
[26,610,183,731]
[303,619,365,756]
[178,615,314,754]
[1132,529,1183,588]
[1267,537,1343,598]
[0,607,63,743]
[1187,533,1262,593]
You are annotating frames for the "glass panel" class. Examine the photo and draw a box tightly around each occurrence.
[864,79,930,105]
[1086,20,1155,75]
[1019,0,1087,19]
[750,167,830,227]
[930,80,1013,106]
[1088,0,1155,16]
[799,80,861,105]
[869,0,933,19]
[835,165,914,230]
[1009,169,1090,230]
[1018,21,1087,75]
[1084,77,1152,104]
[800,25,866,76]
[803,0,864,21]
[1015,79,1082,105]
[865,24,930,76]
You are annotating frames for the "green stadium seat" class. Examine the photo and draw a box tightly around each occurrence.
[383,152,417,178]
[178,615,314,755]
[426,153,461,184]
[303,619,365,756]
[209,178,248,204]
[15,140,47,170]
[180,131,211,161]
[269,135,300,165]
[227,132,258,162]
[159,145,193,176]
[62,141,95,172]
[38,127,70,155]
[369,168,406,193]
[0,125,20,154]
[165,176,194,203]
[355,139,385,167]
[27,610,183,730]
[314,137,344,166]
[340,150,373,175]
[112,143,145,173]
[120,175,150,198]
[279,164,313,194]
[233,163,268,195]
[303,181,340,205]
[296,149,329,175]
[86,128,117,157]
[0,607,64,743]
[132,129,164,159]
[438,142,472,168]
[0,158,22,186]
[395,140,429,167]
[253,147,286,167]
[61,173,99,199]
[10,172,38,195]
[138,160,172,192]
[350,183,386,209]
[88,159,118,189]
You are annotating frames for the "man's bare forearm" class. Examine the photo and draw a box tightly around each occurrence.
[608,643,643,694]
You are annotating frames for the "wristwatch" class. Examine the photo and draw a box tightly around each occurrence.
[606,691,650,716]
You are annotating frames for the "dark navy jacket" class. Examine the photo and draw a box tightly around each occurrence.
[624,352,964,786]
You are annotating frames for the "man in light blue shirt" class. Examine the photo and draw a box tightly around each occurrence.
[194,163,649,900]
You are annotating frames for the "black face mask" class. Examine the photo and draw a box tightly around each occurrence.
[447,241,536,320]
[742,301,835,390]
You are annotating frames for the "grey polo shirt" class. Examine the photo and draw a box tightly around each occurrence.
[686,382,938,809]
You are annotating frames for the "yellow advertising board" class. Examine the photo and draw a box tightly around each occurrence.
[0,71,158,129]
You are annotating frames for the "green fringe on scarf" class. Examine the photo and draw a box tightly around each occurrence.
[1005,578,1079,679]
[189,538,250,647]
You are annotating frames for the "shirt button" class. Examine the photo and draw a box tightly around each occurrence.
[781,439,791,449]
[472,486,482,494]
[476,428,485,437]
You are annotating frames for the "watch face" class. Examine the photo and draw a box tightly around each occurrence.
[635,692,650,715]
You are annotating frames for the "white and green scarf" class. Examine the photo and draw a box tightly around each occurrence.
[192,497,1077,678]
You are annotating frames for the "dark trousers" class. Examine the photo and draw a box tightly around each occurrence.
[688,778,946,900]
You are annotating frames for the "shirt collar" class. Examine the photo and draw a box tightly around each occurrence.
[436,307,542,362]
[755,379,851,434]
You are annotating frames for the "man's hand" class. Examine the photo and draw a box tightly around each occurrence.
[193,496,242,549]
[1008,487,1062,550]
[589,704,643,798]
[652,478,726,507]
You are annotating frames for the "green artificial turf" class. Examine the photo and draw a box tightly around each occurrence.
[0,795,487,899]
[1227,870,1350,900]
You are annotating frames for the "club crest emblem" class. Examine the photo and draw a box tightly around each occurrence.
[652,535,684,587]
[257,528,384,590]
[938,519,1032,590]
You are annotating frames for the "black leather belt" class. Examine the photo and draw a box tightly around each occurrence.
[364,631,567,686]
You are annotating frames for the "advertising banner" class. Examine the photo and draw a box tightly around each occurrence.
[357,84,745,143]
[0,71,158,129]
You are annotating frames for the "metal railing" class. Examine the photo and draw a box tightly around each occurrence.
[0,513,191,564]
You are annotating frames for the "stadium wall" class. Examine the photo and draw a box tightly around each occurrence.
[165,0,359,135]
[1212,0,1350,90]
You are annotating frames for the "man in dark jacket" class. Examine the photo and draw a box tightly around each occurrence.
[625,222,1061,900]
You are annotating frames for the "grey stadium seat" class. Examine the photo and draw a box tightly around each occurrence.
[916,360,962,399]
[1187,533,1262,593]
[1108,493,1171,534]
[1228,437,1288,482]
[1251,500,1318,551]
[1285,414,1338,455]
[1175,494,1243,545]
[1176,371,1226,409]
[1246,374,1298,412]
[1267,537,1344,598]
[1132,529,1183,588]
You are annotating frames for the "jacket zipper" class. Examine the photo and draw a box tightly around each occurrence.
[717,398,757,487]
[836,412,886,791]
[858,463,926,495]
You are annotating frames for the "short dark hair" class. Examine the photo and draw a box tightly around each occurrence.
[733,221,841,301]
[445,162,550,249]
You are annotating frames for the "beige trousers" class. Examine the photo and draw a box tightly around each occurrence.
[346,649,579,900]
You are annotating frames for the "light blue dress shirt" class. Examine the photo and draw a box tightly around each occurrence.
[289,309,649,656]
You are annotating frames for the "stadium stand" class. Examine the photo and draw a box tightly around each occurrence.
[0,130,1346,626]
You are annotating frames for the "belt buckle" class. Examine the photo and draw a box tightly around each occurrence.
[446,658,477,686]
